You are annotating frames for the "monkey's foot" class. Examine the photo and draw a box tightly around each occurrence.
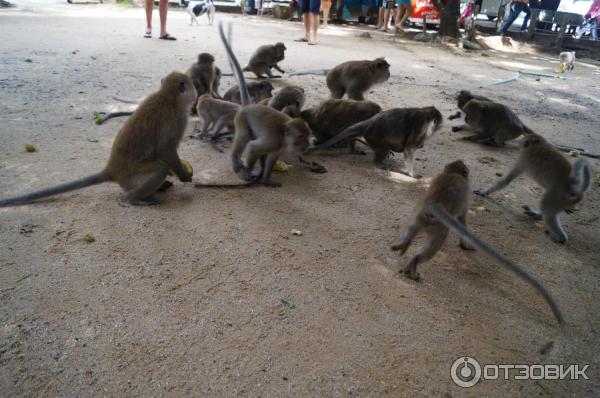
[128,196,161,206]
[473,189,488,197]
[565,208,578,214]
[523,206,543,220]
[451,126,464,132]
[263,180,282,188]
[448,112,462,120]
[547,231,568,243]
[350,148,368,156]
[400,266,420,281]
[391,243,409,255]
[157,180,174,192]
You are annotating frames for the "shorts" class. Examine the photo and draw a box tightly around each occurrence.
[371,0,383,8]
[395,0,410,5]
[383,0,396,9]
[301,0,321,13]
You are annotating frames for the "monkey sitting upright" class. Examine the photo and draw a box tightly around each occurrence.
[326,58,390,100]
[475,133,592,243]
[186,53,221,113]
[392,160,563,324]
[0,72,197,207]
[306,106,442,178]
[243,42,287,79]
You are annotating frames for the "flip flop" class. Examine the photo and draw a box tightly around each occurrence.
[294,38,309,42]
[159,34,177,41]
[308,41,317,45]
[144,31,152,38]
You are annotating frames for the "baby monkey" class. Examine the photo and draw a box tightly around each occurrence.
[475,134,591,243]
[392,160,563,324]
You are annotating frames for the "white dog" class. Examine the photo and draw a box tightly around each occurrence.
[180,0,215,25]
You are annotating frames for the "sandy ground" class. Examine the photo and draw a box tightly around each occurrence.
[1,1,600,396]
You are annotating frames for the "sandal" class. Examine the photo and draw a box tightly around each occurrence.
[159,34,177,41]
[294,37,309,42]
[308,41,317,45]
[144,31,152,38]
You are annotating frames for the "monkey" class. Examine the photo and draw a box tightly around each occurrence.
[186,53,221,114]
[447,90,491,120]
[326,58,390,100]
[451,98,535,147]
[0,72,197,207]
[474,134,592,243]
[243,42,287,78]
[391,160,564,324]
[195,93,240,140]
[258,85,305,111]
[306,106,442,178]
[195,23,312,188]
[559,51,575,72]
[222,80,274,104]
[300,99,382,155]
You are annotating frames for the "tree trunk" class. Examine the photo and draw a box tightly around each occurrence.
[431,0,461,38]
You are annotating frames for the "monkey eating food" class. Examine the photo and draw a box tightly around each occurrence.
[0,72,197,207]
[306,106,442,178]
[392,160,564,324]
[475,134,592,243]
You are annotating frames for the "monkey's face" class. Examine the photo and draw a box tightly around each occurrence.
[522,134,544,148]
[178,77,198,108]
[372,58,391,83]
[274,43,286,59]
[259,82,274,99]
[284,119,311,153]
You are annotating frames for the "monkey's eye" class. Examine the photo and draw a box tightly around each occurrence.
[178,81,187,94]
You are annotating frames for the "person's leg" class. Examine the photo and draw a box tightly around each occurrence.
[310,11,319,42]
[158,0,169,37]
[321,0,331,27]
[575,21,591,38]
[591,18,598,40]
[145,0,153,35]
[520,4,531,31]
[376,6,384,28]
[303,13,311,39]
[499,2,523,34]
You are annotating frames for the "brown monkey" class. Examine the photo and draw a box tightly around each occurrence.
[195,93,240,140]
[223,80,274,104]
[186,53,221,115]
[0,72,197,207]
[326,58,390,100]
[195,23,311,188]
[258,85,306,111]
[475,134,592,243]
[300,99,381,154]
[448,90,491,120]
[392,160,563,324]
[306,106,442,178]
[451,98,534,147]
[243,42,287,78]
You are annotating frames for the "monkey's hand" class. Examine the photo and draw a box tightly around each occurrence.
[391,243,409,255]
[459,241,476,251]
[448,111,462,120]
[451,126,463,132]
[473,189,488,197]
[179,172,193,183]
[564,207,578,215]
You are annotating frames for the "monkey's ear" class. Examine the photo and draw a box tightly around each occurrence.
[178,81,187,94]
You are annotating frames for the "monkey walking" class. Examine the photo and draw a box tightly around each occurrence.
[194,23,312,188]
[475,134,592,243]
[392,160,564,324]
[0,72,197,207]
[306,106,442,178]
[326,58,390,100]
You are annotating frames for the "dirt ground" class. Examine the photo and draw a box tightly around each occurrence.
[1,1,600,396]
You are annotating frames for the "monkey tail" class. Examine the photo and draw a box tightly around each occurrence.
[570,158,592,195]
[111,96,139,104]
[218,23,250,106]
[0,172,110,207]
[288,69,330,77]
[429,203,564,325]
[97,111,134,124]
[305,118,373,153]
